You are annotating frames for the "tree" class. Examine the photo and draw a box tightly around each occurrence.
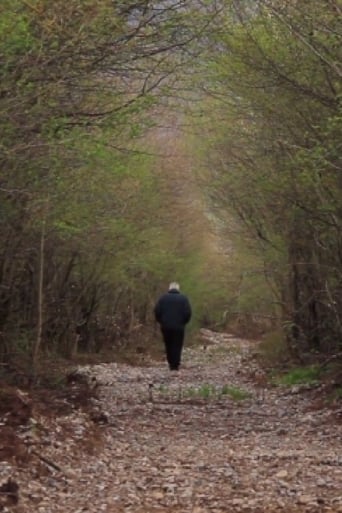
[195,0,342,353]
[0,0,222,367]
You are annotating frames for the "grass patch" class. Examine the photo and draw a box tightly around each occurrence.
[274,365,321,386]
[208,345,241,356]
[156,383,250,401]
[220,384,251,401]
[157,384,168,394]
[197,383,215,398]
[182,383,216,399]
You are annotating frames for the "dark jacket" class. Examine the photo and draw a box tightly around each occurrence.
[154,289,192,331]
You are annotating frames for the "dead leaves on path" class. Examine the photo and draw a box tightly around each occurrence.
[0,332,341,512]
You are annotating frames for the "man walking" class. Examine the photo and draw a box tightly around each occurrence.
[154,282,192,371]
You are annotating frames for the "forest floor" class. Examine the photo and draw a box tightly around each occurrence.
[0,329,341,513]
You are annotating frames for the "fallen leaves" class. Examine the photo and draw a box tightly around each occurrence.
[0,330,341,512]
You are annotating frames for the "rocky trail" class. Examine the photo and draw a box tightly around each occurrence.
[1,330,341,513]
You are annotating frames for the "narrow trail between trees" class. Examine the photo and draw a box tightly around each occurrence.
[2,330,341,513]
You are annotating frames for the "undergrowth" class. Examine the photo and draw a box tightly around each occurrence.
[274,365,321,386]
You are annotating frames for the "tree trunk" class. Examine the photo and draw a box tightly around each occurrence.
[32,202,47,373]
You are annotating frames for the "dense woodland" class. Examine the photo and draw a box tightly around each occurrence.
[0,0,341,373]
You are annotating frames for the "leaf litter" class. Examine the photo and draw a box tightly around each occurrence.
[0,329,341,513]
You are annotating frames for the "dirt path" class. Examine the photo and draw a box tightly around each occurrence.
[1,330,341,512]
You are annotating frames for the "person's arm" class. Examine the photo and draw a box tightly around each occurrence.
[154,299,162,324]
[183,297,192,324]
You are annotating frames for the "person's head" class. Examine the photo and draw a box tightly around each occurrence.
[168,282,180,292]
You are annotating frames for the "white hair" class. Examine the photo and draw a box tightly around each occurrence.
[169,282,180,291]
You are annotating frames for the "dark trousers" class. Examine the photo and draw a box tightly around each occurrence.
[161,328,185,370]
